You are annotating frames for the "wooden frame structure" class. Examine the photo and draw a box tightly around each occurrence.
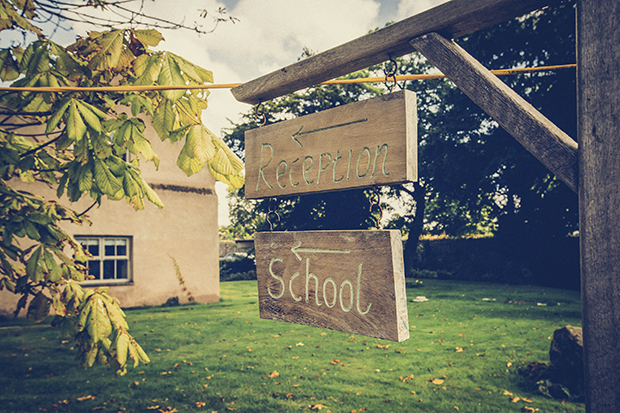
[231,0,620,410]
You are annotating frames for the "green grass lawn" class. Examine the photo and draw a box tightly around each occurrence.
[0,280,584,412]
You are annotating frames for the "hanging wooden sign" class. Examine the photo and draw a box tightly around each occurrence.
[245,90,417,199]
[254,230,410,342]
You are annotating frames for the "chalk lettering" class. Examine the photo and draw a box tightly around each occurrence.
[340,280,353,312]
[347,149,352,180]
[305,258,322,306]
[268,257,284,299]
[357,147,371,178]
[333,150,344,183]
[264,256,373,316]
[303,156,314,185]
[323,277,337,308]
[317,153,332,184]
[276,160,288,189]
[289,158,300,187]
[289,271,301,301]
[356,262,372,315]
[256,143,274,191]
[372,144,389,177]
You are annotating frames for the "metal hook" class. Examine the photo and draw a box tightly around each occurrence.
[368,187,383,229]
[383,56,403,93]
[266,198,280,231]
[254,101,266,127]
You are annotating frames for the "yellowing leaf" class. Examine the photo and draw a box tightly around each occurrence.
[93,157,123,199]
[88,30,125,71]
[66,101,87,141]
[266,371,279,379]
[158,53,185,102]
[177,125,215,176]
[133,29,164,48]
[76,101,102,133]
[76,395,95,401]
[431,378,444,385]
[134,54,162,85]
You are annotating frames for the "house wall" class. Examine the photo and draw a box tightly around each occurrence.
[0,118,220,316]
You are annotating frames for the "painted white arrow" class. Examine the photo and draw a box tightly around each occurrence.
[291,241,351,261]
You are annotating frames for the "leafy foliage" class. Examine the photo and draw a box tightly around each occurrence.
[0,0,243,375]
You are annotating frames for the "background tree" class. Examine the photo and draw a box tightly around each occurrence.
[0,0,243,374]
[398,0,579,286]
[224,1,578,286]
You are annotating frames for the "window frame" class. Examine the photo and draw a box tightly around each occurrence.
[75,235,133,286]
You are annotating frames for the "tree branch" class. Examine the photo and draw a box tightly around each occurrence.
[20,133,64,158]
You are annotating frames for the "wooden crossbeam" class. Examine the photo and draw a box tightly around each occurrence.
[410,32,578,192]
[231,0,561,105]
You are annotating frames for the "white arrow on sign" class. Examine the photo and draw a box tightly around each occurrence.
[291,241,351,261]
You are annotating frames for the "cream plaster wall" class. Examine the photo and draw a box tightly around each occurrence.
[0,117,221,315]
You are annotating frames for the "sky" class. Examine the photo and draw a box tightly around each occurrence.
[45,0,449,225]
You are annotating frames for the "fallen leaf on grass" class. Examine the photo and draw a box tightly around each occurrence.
[308,404,327,410]
[331,360,340,365]
[77,395,95,401]
[520,407,540,412]
[266,371,280,379]
[430,379,444,385]
[146,406,160,410]
[376,344,390,349]
[196,401,206,408]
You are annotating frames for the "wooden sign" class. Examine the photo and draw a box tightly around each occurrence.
[245,90,417,199]
[254,230,409,342]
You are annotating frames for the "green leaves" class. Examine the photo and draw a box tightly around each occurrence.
[132,29,165,48]
[27,292,51,323]
[177,125,245,187]
[0,48,20,81]
[177,124,216,175]
[87,30,126,72]
[0,14,244,377]
[93,157,124,200]
[158,53,186,102]
[66,288,149,374]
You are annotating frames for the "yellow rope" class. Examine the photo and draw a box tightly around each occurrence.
[0,64,575,93]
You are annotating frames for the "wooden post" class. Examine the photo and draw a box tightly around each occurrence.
[577,0,620,411]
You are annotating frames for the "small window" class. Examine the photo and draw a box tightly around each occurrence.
[76,236,132,285]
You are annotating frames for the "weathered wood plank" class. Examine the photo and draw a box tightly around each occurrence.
[410,32,578,192]
[577,1,620,411]
[254,230,409,342]
[231,0,560,104]
[245,90,417,199]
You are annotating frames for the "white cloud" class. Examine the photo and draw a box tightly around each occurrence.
[395,0,449,20]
